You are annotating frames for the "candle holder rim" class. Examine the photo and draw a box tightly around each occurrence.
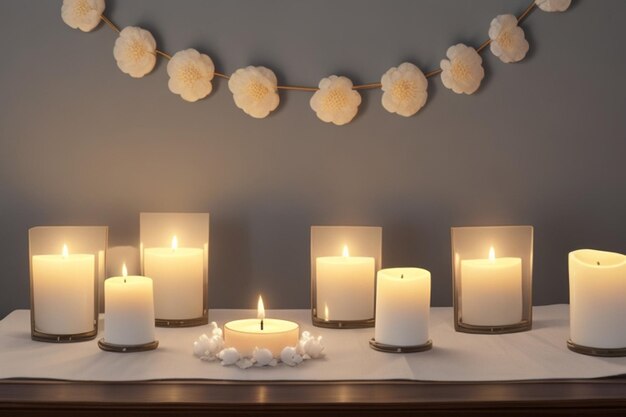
[31,328,98,343]
[369,338,433,353]
[566,339,626,357]
[156,315,208,328]
[312,315,374,329]
[455,320,532,334]
[98,338,159,352]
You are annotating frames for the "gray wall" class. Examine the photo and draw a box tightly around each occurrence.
[0,0,624,319]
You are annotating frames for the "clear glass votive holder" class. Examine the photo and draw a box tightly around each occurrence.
[310,225,382,329]
[29,225,108,342]
[140,212,209,327]
[451,225,533,334]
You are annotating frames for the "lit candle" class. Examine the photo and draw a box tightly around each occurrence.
[375,268,431,346]
[569,249,626,349]
[143,236,204,320]
[460,247,522,326]
[224,296,300,357]
[103,264,156,346]
[31,244,95,335]
[316,245,375,321]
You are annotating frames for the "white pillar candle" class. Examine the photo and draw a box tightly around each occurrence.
[316,246,375,321]
[31,244,95,335]
[460,247,522,326]
[569,249,626,349]
[143,236,204,320]
[375,268,431,346]
[224,296,300,357]
[104,264,156,346]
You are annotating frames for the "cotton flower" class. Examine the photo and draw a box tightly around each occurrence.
[167,49,215,102]
[297,331,325,359]
[310,75,361,125]
[228,66,279,118]
[380,63,428,117]
[489,15,529,63]
[192,323,225,361]
[252,347,277,367]
[280,346,304,366]
[535,0,571,12]
[217,347,240,366]
[440,44,484,95]
[113,26,157,78]
[61,0,105,32]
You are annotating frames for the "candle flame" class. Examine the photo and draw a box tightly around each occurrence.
[488,246,496,262]
[342,245,350,257]
[62,244,69,259]
[122,263,128,277]
[171,235,178,251]
[257,295,265,320]
[324,303,329,321]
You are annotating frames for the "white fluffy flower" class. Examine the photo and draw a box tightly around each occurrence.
[380,63,428,117]
[193,325,225,361]
[489,15,529,63]
[280,346,304,366]
[228,66,279,118]
[217,347,240,366]
[297,331,325,359]
[167,49,215,102]
[535,0,571,12]
[310,75,361,125]
[113,26,157,78]
[61,0,105,32]
[252,347,277,367]
[440,44,484,95]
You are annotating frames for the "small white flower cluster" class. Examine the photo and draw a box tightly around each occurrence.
[61,0,570,124]
[193,324,325,369]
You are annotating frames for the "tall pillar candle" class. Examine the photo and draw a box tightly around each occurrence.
[569,249,626,349]
[31,244,95,335]
[104,265,156,346]
[316,246,375,321]
[460,247,522,326]
[375,268,431,346]
[143,236,204,320]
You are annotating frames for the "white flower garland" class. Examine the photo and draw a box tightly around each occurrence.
[61,0,571,125]
[193,323,325,369]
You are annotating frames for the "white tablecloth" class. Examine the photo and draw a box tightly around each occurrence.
[1,305,625,382]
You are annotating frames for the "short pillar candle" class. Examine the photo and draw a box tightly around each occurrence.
[374,267,431,348]
[568,249,626,355]
[103,264,156,347]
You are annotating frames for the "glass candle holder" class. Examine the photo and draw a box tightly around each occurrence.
[451,225,533,334]
[310,225,382,329]
[140,212,209,327]
[29,226,108,342]
[568,249,626,357]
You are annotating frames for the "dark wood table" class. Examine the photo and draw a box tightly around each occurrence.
[1,377,625,416]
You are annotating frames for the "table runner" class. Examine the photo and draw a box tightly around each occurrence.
[1,305,625,381]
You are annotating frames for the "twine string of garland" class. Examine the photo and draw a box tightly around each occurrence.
[98,0,537,93]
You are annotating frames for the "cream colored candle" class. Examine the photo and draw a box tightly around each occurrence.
[460,247,522,326]
[224,296,299,357]
[143,236,204,320]
[104,264,156,346]
[375,268,431,346]
[316,246,375,321]
[569,249,626,349]
[32,244,95,335]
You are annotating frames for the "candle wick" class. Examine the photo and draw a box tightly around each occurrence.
[260,319,264,331]
[597,261,600,266]
[124,278,126,283]
[401,274,404,279]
